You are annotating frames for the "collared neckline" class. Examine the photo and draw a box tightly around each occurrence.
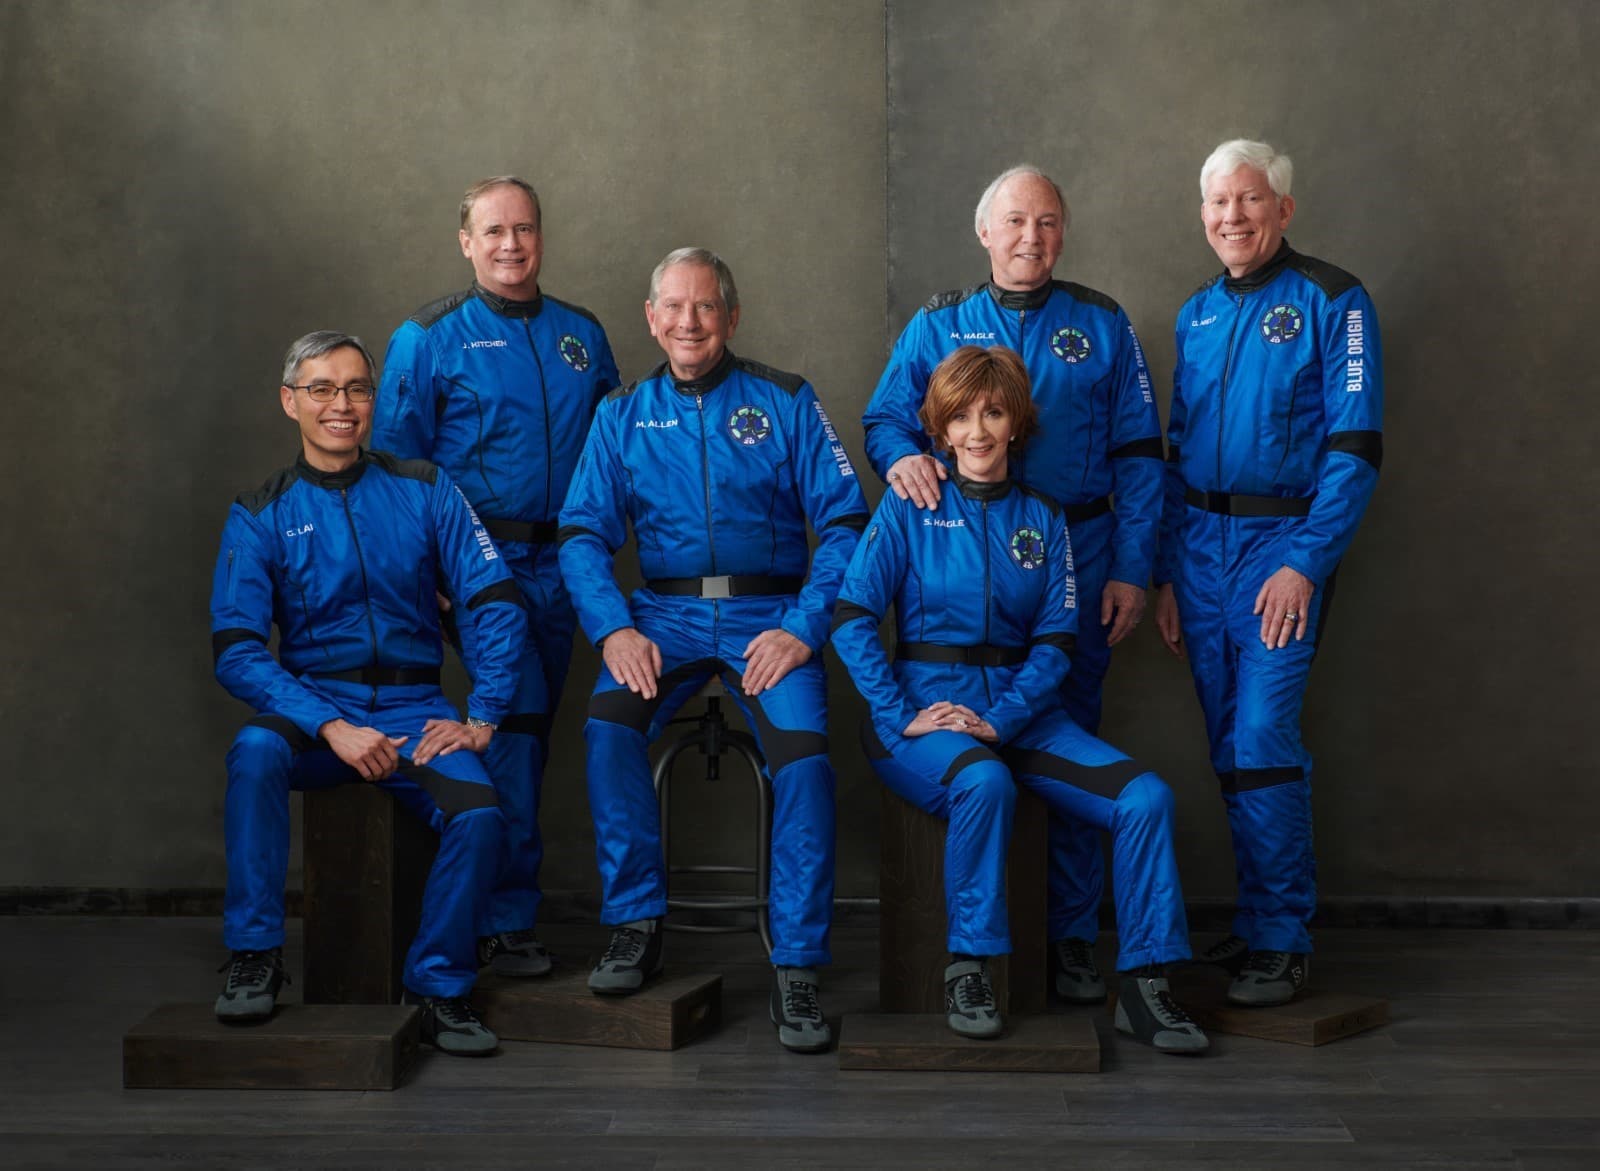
[670,348,737,395]
[953,469,1014,503]
[985,279,1053,312]
[297,450,369,490]
[1222,239,1295,295]
[473,281,544,319]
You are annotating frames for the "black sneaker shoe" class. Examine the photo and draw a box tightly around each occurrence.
[1050,936,1107,1004]
[1197,933,1250,976]
[403,991,499,1057]
[944,959,1003,1039]
[588,919,663,996]
[478,928,552,977]
[1227,950,1309,1007]
[1115,971,1209,1055]
[769,966,832,1053]
[214,947,287,1022]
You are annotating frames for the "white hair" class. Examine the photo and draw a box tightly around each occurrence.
[1200,139,1293,199]
[973,165,1069,237]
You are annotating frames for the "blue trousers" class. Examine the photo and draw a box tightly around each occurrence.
[1046,509,1113,944]
[222,682,504,998]
[1175,511,1326,954]
[456,540,575,936]
[867,707,1189,971]
[583,592,836,968]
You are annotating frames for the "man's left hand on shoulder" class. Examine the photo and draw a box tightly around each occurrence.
[412,717,493,765]
[741,629,812,694]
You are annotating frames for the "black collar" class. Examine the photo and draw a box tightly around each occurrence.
[296,450,369,490]
[671,348,737,395]
[1222,239,1295,295]
[953,470,1014,502]
[473,281,544,319]
[985,279,1053,312]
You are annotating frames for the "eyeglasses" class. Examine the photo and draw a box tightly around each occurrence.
[290,381,376,403]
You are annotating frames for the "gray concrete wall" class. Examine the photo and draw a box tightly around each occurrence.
[887,0,1600,898]
[3,0,1595,904]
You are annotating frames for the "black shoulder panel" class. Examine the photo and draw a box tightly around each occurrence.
[367,450,441,484]
[1054,280,1121,316]
[923,282,986,313]
[1015,482,1063,518]
[734,356,806,395]
[604,370,654,402]
[545,294,603,328]
[410,288,474,330]
[1190,273,1224,299]
[1288,254,1363,300]
[236,465,301,516]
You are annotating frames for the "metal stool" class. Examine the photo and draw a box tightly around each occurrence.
[651,678,773,955]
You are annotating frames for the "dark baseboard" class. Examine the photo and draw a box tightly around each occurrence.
[4,887,1598,929]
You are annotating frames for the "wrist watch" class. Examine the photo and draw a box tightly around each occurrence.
[466,717,496,731]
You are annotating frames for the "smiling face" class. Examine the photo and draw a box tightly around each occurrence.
[1202,163,1295,279]
[459,183,543,299]
[644,261,740,381]
[280,346,373,472]
[943,391,1015,482]
[978,173,1065,291]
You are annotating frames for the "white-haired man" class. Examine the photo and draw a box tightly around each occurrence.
[862,166,1166,1006]
[1154,139,1384,1005]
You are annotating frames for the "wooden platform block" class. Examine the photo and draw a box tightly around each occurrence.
[879,787,1048,1015]
[123,1003,419,1090]
[838,1012,1099,1073]
[1163,966,1390,1046]
[472,966,722,1050]
[302,783,437,1005]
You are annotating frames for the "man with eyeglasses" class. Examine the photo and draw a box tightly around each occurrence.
[374,177,620,979]
[209,330,527,1056]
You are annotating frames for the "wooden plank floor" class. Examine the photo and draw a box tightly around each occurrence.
[2,916,1597,1168]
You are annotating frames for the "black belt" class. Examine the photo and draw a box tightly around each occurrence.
[315,666,441,687]
[646,575,803,599]
[1063,496,1112,524]
[1184,487,1314,517]
[895,642,1028,667]
[484,518,559,544]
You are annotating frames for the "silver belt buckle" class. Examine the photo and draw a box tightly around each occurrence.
[700,575,733,599]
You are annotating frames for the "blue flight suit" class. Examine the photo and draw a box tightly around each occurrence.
[558,351,868,968]
[211,451,527,997]
[374,283,619,936]
[1156,242,1384,954]
[832,478,1189,970]
[863,279,1165,945]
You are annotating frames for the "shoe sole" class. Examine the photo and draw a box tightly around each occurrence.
[947,1017,1003,1040]
[1225,986,1300,1007]
[430,1039,500,1057]
[770,1011,832,1053]
[489,957,554,977]
[588,967,663,996]
[1053,979,1108,1005]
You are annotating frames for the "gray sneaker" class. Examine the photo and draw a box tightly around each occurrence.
[1227,950,1309,1007]
[944,959,1003,1039]
[588,919,663,996]
[214,948,286,1022]
[1051,936,1107,1004]
[1197,933,1251,976]
[478,928,553,977]
[1115,972,1209,1054]
[404,992,499,1057]
[770,966,832,1053]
